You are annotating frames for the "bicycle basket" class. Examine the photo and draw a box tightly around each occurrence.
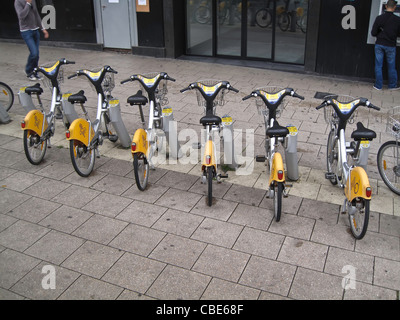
[196,79,226,107]
[140,72,169,106]
[254,86,286,118]
[386,106,400,138]
[322,95,356,125]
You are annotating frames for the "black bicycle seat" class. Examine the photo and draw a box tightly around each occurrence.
[127,90,148,106]
[200,114,222,126]
[266,120,289,138]
[25,83,43,95]
[351,122,376,141]
[68,90,87,104]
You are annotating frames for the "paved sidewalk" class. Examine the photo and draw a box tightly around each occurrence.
[0,42,399,300]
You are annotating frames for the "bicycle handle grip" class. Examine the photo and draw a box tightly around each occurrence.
[293,93,305,100]
[66,60,75,65]
[242,94,253,101]
[121,78,132,85]
[229,86,239,93]
[167,76,176,82]
[368,103,380,111]
[180,87,191,93]
[68,73,78,80]
[316,101,327,110]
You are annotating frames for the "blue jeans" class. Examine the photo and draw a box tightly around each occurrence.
[21,29,40,76]
[374,44,398,89]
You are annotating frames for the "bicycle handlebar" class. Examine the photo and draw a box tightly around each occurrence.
[242,88,304,103]
[180,81,239,94]
[120,72,175,85]
[316,99,380,111]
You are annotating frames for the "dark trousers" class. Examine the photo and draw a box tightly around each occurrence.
[21,29,40,76]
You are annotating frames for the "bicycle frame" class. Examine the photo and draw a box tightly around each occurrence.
[267,118,285,186]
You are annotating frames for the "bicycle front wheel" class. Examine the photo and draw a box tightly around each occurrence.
[348,198,370,240]
[278,13,290,31]
[255,9,272,28]
[133,152,149,191]
[377,140,400,195]
[0,82,14,112]
[327,129,338,185]
[23,130,47,165]
[70,140,95,177]
[273,182,283,222]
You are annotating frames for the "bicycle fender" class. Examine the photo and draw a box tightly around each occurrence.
[202,140,216,171]
[269,152,285,185]
[22,110,47,136]
[131,128,148,155]
[345,166,372,201]
[67,118,94,146]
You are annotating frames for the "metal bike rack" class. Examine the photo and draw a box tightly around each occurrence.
[284,124,299,181]
[0,105,10,124]
[221,114,238,169]
[108,99,131,148]
[18,88,36,112]
[61,94,79,125]
[162,106,183,159]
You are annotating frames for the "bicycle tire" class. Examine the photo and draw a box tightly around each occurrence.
[327,129,338,185]
[278,12,290,32]
[23,130,47,165]
[133,152,149,191]
[255,8,272,28]
[194,5,211,24]
[377,140,400,195]
[70,139,95,177]
[348,198,370,240]
[207,166,213,207]
[273,182,283,222]
[0,82,14,112]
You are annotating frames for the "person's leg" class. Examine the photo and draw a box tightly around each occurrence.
[385,46,398,89]
[374,44,384,90]
[21,30,40,76]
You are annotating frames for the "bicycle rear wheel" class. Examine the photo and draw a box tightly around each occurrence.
[70,139,95,177]
[133,152,149,191]
[273,182,283,222]
[23,130,47,165]
[278,13,290,31]
[327,129,338,185]
[377,140,400,195]
[255,9,272,28]
[348,198,370,240]
[207,166,213,207]
[0,82,14,112]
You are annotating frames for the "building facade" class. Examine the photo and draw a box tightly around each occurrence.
[1,0,398,80]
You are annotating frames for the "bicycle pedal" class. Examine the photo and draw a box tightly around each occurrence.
[325,172,336,180]
[219,174,228,179]
[256,155,266,162]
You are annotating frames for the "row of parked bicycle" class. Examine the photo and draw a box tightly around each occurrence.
[2,58,399,241]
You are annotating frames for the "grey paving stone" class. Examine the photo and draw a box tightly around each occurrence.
[152,208,204,237]
[156,170,198,191]
[0,249,40,289]
[0,149,25,167]
[355,231,400,261]
[35,162,75,180]
[59,275,123,300]
[259,193,303,215]
[190,196,238,221]
[72,214,128,245]
[311,220,355,250]
[25,230,85,265]
[122,183,169,204]
[116,200,167,227]
[62,241,124,279]
[8,196,61,223]
[228,203,273,230]
[191,218,243,248]
[62,169,108,188]
[0,166,17,180]
[149,234,206,269]
[97,158,133,176]
[0,220,49,252]
[0,213,17,233]
[81,192,132,217]
[324,247,374,284]
[268,213,315,241]
[297,198,340,225]
[289,268,344,300]
[39,205,93,234]
[155,188,202,212]
[239,256,296,297]
[0,171,42,192]
[102,252,165,294]
[233,226,285,260]
[277,237,328,272]
[91,174,133,196]
[189,179,232,200]
[11,262,80,300]
[379,214,400,237]
[201,278,260,300]
[0,287,25,300]
[0,189,31,214]
[23,177,70,201]
[223,184,266,206]
[51,185,101,209]
[193,244,250,282]
[373,257,400,291]
[109,223,165,256]
[147,265,211,300]
[343,281,397,300]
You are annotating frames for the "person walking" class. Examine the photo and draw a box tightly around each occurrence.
[14,0,49,81]
[371,0,400,90]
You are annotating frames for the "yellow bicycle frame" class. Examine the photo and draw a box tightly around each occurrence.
[66,118,95,146]
[21,110,47,136]
[269,152,285,186]
[345,166,372,202]
[202,140,216,171]
[131,128,148,156]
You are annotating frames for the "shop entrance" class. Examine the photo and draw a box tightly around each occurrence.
[186,0,308,64]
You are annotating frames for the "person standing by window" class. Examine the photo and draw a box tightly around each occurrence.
[14,0,49,81]
[371,0,400,90]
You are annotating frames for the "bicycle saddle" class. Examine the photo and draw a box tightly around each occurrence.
[127,90,148,106]
[351,122,376,141]
[68,90,87,104]
[25,83,43,95]
[200,114,222,126]
[266,120,289,138]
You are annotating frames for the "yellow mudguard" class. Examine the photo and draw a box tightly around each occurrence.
[131,128,148,155]
[22,110,47,136]
[67,118,95,146]
[269,152,285,185]
[345,166,372,201]
[202,140,216,171]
